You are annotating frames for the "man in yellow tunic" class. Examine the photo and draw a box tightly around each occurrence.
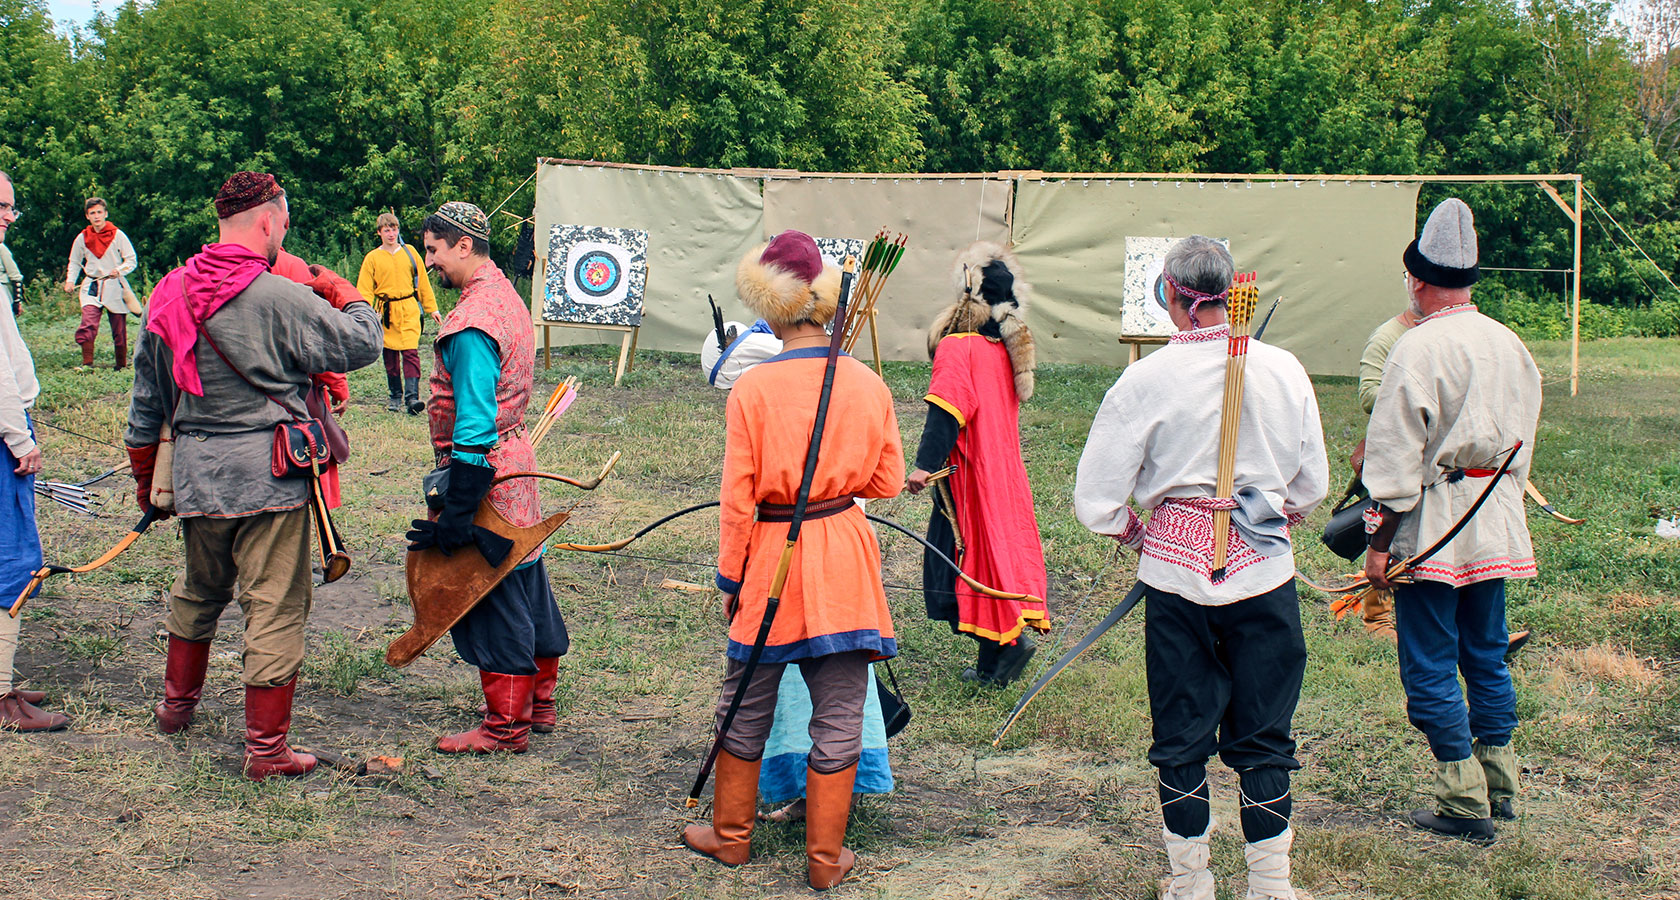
[357,212,440,413]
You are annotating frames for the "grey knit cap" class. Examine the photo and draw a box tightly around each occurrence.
[1403,198,1479,288]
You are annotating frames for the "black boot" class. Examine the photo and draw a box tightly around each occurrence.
[404,376,423,415]
[386,374,403,412]
[961,640,1002,684]
[990,633,1037,686]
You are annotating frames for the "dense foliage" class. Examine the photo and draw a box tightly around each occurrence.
[1,0,1677,334]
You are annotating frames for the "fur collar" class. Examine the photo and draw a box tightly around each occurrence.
[926,241,1036,402]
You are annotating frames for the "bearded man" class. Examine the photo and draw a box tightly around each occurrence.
[406,201,569,755]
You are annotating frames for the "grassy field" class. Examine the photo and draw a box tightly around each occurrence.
[1,286,1676,899]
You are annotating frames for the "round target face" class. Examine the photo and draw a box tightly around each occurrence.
[563,241,633,308]
[1142,257,1174,325]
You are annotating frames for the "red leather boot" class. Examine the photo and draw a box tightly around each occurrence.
[155,635,211,734]
[0,692,69,731]
[243,677,318,780]
[79,342,94,366]
[531,657,560,733]
[437,671,533,753]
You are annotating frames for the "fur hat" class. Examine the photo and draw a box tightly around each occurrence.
[735,231,843,327]
[1404,198,1479,288]
[927,241,1037,402]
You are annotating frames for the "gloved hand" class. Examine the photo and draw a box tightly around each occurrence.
[405,459,513,566]
[305,265,365,311]
[126,443,171,521]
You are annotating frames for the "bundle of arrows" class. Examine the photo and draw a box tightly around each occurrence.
[840,230,908,361]
[1209,272,1260,582]
[530,375,579,449]
[35,480,98,516]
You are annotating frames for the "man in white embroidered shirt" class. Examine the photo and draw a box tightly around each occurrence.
[1074,236,1328,900]
[1362,198,1541,843]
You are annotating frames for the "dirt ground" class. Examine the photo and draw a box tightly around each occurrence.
[4,342,1678,900]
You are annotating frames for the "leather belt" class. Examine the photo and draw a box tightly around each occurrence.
[756,495,857,523]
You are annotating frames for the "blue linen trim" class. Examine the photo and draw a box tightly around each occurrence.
[727,630,897,664]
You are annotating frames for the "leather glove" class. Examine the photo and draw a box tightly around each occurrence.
[405,459,513,566]
[305,265,365,311]
[126,443,171,521]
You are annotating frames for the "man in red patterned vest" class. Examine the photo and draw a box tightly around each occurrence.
[406,201,569,754]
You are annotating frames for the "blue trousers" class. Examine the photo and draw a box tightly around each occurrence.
[1395,578,1516,761]
[0,415,41,612]
[449,559,569,675]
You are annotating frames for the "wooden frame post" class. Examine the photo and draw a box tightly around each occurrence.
[1572,177,1584,396]
[1540,179,1585,397]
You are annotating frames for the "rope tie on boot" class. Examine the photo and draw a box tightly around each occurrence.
[1160,773,1208,810]
[1239,787,1292,825]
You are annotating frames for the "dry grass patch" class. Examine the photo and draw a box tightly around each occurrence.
[1557,643,1662,689]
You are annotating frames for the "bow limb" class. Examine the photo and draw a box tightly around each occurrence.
[492,451,621,492]
[1523,479,1585,525]
[10,507,163,618]
[992,580,1145,747]
[864,513,1043,606]
[550,500,720,553]
[1298,442,1523,597]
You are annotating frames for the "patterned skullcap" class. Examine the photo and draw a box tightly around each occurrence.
[214,171,284,219]
[434,201,490,241]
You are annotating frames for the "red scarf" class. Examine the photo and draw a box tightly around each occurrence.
[82,224,117,259]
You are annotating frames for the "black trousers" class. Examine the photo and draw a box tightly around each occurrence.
[1144,579,1306,771]
[450,559,569,675]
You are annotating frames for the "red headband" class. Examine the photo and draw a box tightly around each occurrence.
[1162,270,1229,329]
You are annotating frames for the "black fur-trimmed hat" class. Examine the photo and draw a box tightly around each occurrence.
[1404,198,1479,288]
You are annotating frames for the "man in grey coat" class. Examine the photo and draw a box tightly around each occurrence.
[124,172,381,779]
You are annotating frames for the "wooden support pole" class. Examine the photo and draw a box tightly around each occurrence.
[1572,177,1583,397]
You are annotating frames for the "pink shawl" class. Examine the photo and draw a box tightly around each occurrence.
[144,243,269,396]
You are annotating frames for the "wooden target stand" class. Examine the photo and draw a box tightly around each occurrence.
[1118,334,1169,365]
[536,257,643,386]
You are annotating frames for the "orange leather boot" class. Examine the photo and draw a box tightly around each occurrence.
[683,749,759,866]
[805,762,858,889]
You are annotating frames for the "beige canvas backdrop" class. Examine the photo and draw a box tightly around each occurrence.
[532,162,765,350]
[1010,179,1422,375]
[761,177,1013,361]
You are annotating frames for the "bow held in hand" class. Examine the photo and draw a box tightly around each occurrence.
[405,459,513,567]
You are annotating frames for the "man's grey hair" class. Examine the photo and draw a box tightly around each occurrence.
[1162,235,1233,307]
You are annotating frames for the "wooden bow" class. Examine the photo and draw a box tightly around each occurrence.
[1297,441,1524,598]
[9,507,164,618]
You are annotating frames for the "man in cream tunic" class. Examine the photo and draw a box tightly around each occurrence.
[1363,198,1541,842]
[63,197,138,368]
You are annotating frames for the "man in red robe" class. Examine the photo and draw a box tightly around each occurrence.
[907,242,1047,686]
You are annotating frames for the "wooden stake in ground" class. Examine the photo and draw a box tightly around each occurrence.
[1209,272,1259,582]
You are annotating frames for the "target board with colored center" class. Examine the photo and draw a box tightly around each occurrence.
[543,225,649,326]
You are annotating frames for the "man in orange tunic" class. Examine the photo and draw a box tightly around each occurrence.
[907,242,1048,686]
[684,231,903,891]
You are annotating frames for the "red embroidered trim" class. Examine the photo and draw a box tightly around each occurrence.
[1417,303,1477,325]
[1115,510,1145,548]
[1168,325,1229,345]
[1409,556,1537,587]
[1141,499,1282,581]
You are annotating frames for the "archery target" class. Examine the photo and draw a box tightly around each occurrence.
[564,241,631,307]
[1122,236,1230,336]
[543,225,649,327]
